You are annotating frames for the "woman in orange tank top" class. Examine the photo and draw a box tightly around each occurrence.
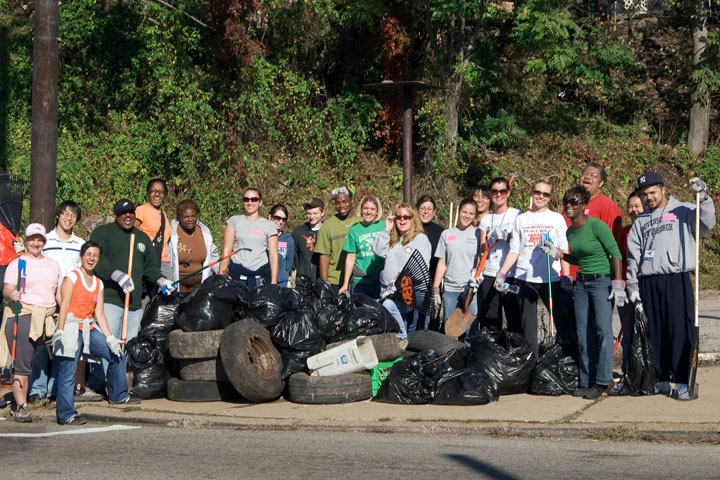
[53,241,140,425]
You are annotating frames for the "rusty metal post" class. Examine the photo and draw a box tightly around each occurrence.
[402,85,413,203]
[29,0,59,229]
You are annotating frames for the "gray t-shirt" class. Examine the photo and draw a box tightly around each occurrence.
[227,215,278,271]
[435,226,478,292]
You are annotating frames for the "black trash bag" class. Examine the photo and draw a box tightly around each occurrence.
[315,304,348,341]
[280,349,314,380]
[314,279,338,303]
[433,370,501,406]
[282,287,306,311]
[244,285,289,328]
[131,364,171,399]
[126,338,163,370]
[610,307,656,396]
[530,343,579,396]
[325,294,399,343]
[466,329,536,395]
[270,309,326,353]
[139,292,181,352]
[175,275,245,332]
[373,350,457,404]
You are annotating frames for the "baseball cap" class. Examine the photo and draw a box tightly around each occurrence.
[25,223,47,240]
[303,197,324,210]
[637,172,664,189]
[113,199,136,215]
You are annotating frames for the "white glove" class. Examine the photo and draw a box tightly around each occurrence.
[157,277,176,294]
[486,229,499,245]
[433,287,442,309]
[13,238,24,255]
[690,177,709,201]
[111,270,135,294]
[106,335,123,357]
[609,279,628,307]
[51,330,64,350]
[493,272,506,293]
[540,240,563,260]
[468,275,482,290]
[627,282,641,304]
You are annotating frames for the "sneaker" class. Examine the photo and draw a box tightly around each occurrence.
[655,381,671,395]
[12,404,32,423]
[75,387,104,402]
[109,395,141,405]
[27,394,43,405]
[672,383,692,401]
[583,384,607,400]
[572,387,588,397]
[60,415,86,425]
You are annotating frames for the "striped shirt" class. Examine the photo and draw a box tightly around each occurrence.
[43,229,84,277]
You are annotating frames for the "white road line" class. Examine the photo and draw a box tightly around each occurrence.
[0,424,141,438]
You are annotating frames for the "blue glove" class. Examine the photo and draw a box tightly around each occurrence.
[111,270,134,294]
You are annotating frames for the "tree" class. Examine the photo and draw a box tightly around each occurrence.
[687,0,711,157]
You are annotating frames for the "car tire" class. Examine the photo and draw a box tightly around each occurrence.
[166,378,241,402]
[178,358,228,382]
[168,329,223,359]
[287,373,372,404]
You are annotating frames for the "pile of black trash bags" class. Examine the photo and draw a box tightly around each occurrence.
[375,306,657,405]
[126,275,399,399]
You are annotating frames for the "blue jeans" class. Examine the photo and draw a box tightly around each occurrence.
[352,281,380,299]
[574,276,614,387]
[56,328,130,423]
[443,290,479,337]
[28,344,58,398]
[88,303,142,392]
[382,298,415,340]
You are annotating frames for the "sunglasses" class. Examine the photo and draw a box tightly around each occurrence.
[563,197,581,206]
[243,197,261,203]
[271,214,287,221]
[491,188,509,196]
[395,215,413,221]
[532,190,552,199]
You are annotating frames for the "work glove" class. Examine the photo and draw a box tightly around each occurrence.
[111,270,134,294]
[496,229,510,242]
[627,282,641,305]
[12,238,24,255]
[157,277,176,295]
[540,240,563,260]
[51,330,64,350]
[433,287,442,310]
[493,272,506,293]
[486,229,499,245]
[468,274,483,290]
[689,177,709,201]
[106,335,123,357]
[609,279,628,307]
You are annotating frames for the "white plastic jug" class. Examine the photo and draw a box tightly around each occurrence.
[307,337,379,376]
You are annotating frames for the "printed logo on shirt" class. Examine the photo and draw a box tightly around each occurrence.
[137,243,146,253]
[640,216,674,240]
[302,235,316,252]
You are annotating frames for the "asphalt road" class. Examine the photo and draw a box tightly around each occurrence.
[2,425,719,479]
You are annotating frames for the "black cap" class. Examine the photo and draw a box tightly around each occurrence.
[303,197,324,210]
[637,172,664,189]
[113,199,136,215]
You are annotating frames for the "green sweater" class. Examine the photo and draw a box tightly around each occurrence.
[90,222,161,310]
[565,216,622,275]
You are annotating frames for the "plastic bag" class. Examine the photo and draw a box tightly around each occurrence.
[131,364,171,399]
[609,307,656,396]
[373,350,460,404]
[139,292,181,351]
[530,343,579,396]
[175,275,245,332]
[270,309,326,379]
[466,329,536,395]
[244,285,289,328]
[126,339,163,369]
[433,370,501,406]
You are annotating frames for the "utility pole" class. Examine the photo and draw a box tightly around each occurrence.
[30,0,59,229]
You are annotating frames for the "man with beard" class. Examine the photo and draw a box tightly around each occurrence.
[315,187,358,293]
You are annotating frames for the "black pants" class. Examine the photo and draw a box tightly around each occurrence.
[517,280,576,358]
[639,272,696,384]
[478,276,521,331]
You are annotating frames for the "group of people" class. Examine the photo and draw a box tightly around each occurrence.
[0,168,715,425]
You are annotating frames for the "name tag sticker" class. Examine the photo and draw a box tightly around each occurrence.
[250,230,263,237]
[584,208,590,215]
[661,213,677,222]
[447,235,457,241]
[644,250,655,259]
[278,241,287,248]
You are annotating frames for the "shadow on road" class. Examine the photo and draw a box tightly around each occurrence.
[445,453,520,479]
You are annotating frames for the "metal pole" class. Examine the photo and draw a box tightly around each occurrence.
[30,0,59,229]
[402,85,413,204]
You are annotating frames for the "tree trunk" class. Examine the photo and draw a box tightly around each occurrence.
[687,0,709,158]
[444,4,466,153]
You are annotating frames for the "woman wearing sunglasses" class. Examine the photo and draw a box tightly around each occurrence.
[339,195,385,298]
[373,203,431,340]
[542,186,623,400]
[219,188,278,287]
[494,179,571,358]
[268,204,294,287]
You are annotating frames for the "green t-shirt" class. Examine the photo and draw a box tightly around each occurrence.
[565,216,622,275]
[342,220,386,284]
[315,215,359,285]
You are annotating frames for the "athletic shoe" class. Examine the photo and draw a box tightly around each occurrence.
[672,383,691,400]
[572,387,588,397]
[109,395,141,405]
[12,404,32,423]
[75,387,104,402]
[655,381,671,395]
[60,415,87,425]
[27,394,43,405]
[583,384,607,400]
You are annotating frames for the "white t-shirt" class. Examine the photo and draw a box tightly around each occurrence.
[42,229,84,277]
[435,226,477,292]
[480,207,520,278]
[226,215,278,271]
[508,209,568,283]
